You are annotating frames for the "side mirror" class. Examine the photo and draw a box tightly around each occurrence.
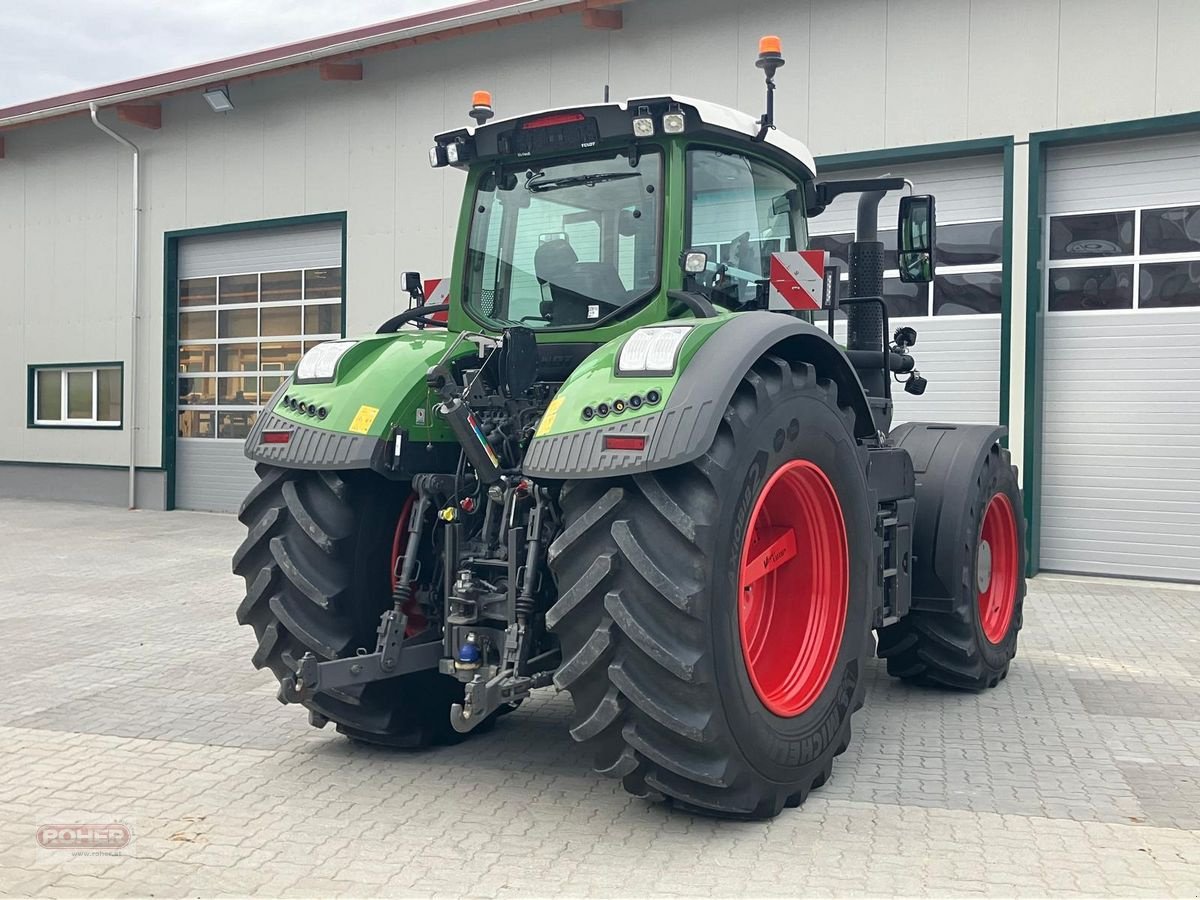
[401,271,424,301]
[898,195,936,284]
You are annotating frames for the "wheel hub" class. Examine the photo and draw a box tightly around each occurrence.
[737,459,848,718]
[976,540,993,593]
[977,492,1018,644]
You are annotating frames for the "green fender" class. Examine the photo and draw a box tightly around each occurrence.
[524,311,875,479]
[244,330,466,473]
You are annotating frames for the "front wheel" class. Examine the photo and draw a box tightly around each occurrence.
[877,442,1026,689]
[547,356,875,818]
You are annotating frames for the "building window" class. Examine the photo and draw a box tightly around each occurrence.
[30,364,122,427]
[809,219,1004,318]
[177,266,343,440]
[1047,203,1200,312]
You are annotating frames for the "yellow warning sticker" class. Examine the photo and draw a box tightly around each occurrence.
[348,405,380,435]
[536,396,565,437]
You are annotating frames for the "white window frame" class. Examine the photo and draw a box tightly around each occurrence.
[810,217,1005,319]
[1043,201,1200,315]
[177,266,343,442]
[31,365,122,427]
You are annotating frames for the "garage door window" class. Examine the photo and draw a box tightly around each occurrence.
[177,267,342,440]
[30,364,122,427]
[809,219,1002,318]
[1047,204,1200,311]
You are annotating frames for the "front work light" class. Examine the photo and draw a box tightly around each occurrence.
[681,250,708,274]
[632,105,655,137]
[295,340,355,383]
[429,145,448,168]
[662,105,686,134]
[616,326,692,376]
[446,142,461,164]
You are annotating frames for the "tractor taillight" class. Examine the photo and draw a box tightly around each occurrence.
[522,112,585,129]
[604,434,647,452]
[262,431,291,445]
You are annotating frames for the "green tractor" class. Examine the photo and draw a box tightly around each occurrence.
[233,38,1025,819]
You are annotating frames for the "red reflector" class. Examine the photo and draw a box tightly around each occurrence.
[522,112,586,129]
[262,431,291,445]
[604,434,647,452]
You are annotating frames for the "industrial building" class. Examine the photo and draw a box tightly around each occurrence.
[2,0,1199,581]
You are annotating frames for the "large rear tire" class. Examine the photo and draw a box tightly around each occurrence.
[876,443,1025,689]
[547,356,874,818]
[233,465,470,747]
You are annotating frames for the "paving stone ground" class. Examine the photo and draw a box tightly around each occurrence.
[1,497,1198,898]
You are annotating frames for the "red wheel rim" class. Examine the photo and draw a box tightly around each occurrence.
[977,492,1018,644]
[738,459,848,718]
[390,494,428,638]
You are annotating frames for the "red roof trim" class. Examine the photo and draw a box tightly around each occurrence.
[0,0,584,123]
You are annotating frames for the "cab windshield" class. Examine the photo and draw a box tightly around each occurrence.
[463,150,662,328]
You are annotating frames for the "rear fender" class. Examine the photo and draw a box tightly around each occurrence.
[244,330,463,474]
[524,312,876,479]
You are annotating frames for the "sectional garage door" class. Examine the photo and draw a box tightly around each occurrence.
[174,222,344,513]
[1040,133,1200,581]
[810,154,1006,426]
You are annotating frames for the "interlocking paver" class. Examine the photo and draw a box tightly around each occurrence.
[1,499,1200,898]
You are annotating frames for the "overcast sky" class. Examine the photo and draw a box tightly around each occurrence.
[0,0,458,107]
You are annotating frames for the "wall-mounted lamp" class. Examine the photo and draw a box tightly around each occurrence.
[203,87,234,112]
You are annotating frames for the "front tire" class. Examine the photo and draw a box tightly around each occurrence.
[547,356,874,818]
[877,442,1025,689]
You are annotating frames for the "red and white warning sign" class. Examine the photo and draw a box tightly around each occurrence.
[424,277,449,323]
[768,250,827,311]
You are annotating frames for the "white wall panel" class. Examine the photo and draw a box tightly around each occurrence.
[1057,0,1159,128]
[884,0,970,146]
[808,0,887,154]
[967,0,1059,137]
[1157,0,1200,115]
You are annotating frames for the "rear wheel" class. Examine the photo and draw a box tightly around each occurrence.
[233,465,470,747]
[877,443,1025,689]
[547,356,874,818]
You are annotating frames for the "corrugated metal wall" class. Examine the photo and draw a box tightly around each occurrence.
[1041,133,1200,581]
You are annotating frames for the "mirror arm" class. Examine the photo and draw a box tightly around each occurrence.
[806,177,908,217]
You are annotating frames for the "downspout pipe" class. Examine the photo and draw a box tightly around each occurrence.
[89,103,140,509]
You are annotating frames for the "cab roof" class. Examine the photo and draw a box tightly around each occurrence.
[434,93,817,179]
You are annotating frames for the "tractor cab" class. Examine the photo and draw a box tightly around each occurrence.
[430,92,820,334]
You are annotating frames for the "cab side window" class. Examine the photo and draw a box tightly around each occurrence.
[686,149,807,306]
